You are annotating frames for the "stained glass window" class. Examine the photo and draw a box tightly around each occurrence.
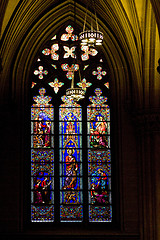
[31,88,54,222]
[59,96,83,222]
[92,66,107,80]
[63,46,76,58]
[87,88,112,222]
[48,78,64,94]
[34,66,48,79]
[61,64,79,80]
[31,24,112,224]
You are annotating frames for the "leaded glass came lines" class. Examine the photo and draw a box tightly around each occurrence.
[31,88,54,222]
[31,24,111,224]
[59,96,83,222]
[87,88,112,222]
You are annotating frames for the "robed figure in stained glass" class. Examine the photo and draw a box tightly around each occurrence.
[34,179,43,204]
[88,88,112,222]
[64,148,78,190]
[90,168,109,205]
[31,88,54,222]
[59,96,83,221]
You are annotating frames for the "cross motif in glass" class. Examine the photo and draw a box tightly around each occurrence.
[92,66,107,80]
[61,64,79,80]
[63,46,76,58]
[48,78,64,94]
[34,66,48,79]
[42,44,59,60]
[81,46,98,61]
[77,78,92,91]
[61,25,78,41]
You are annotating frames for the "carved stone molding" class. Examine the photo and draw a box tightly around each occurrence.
[0,57,2,73]
[157,58,160,74]
[133,110,160,133]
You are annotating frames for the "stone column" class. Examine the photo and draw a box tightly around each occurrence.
[157,59,160,74]
[134,110,160,240]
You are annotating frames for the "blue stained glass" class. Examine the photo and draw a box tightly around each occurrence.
[31,205,54,222]
[60,177,83,190]
[31,149,54,162]
[59,97,83,222]
[88,177,112,191]
[60,205,83,222]
[59,136,82,150]
[31,163,54,176]
[59,149,82,163]
[59,162,83,176]
[59,121,82,134]
[88,150,111,163]
[31,88,54,222]
[60,191,83,204]
[89,206,112,222]
[31,26,112,224]
[87,88,112,222]
[31,177,54,190]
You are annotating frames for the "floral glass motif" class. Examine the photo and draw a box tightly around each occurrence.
[59,96,83,222]
[87,88,112,222]
[42,44,59,60]
[61,25,78,41]
[31,88,54,222]
[63,46,76,58]
[77,78,92,91]
[81,46,98,61]
[61,64,79,80]
[92,66,107,80]
[34,66,48,79]
[48,78,64,94]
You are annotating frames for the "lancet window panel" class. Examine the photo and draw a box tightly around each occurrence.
[31,88,54,222]
[59,99,83,222]
[87,88,112,222]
